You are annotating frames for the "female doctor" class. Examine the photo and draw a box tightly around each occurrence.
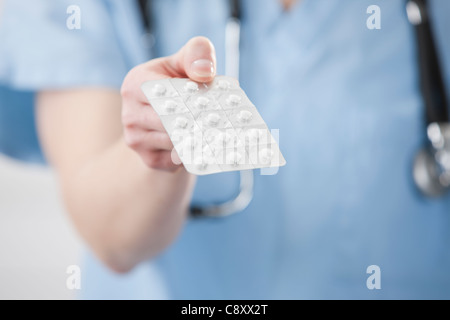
[1,0,450,299]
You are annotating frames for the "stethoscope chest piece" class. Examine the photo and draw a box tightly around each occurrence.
[413,123,450,197]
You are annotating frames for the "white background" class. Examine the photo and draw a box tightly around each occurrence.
[0,155,82,299]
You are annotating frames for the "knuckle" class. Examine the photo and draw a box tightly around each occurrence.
[124,131,141,149]
[121,110,135,127]
[142,151,175,170]
[154,132,172,149]
[142,153,161,169]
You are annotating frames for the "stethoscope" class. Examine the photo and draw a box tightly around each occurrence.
[407,0,450,197]
[138,0,254,218]
[138,0,450,218]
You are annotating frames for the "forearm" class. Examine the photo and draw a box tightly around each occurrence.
[62,138,196,272]
[37,89,196,272]
[37,37,217,273]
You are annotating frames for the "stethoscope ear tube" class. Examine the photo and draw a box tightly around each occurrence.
[190,170,254,218]
[407,0,448,124]
[407,0,450,197]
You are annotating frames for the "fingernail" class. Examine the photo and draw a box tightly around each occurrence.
[191,59,215,78]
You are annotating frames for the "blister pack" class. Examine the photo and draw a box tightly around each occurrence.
[141,76,286,175]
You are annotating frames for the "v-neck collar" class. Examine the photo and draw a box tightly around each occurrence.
[279,0,303,14]
[244,0,313,32]
[273,0,311,18]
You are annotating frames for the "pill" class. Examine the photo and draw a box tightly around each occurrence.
[237,110,253,123]
[217,80,230,90]
[164,100,178,113]
[226,94,242,106]
[184,81,199,93]
[205,132,216,143]
[259,148,274,164]
[217,132,232,143]
[220,133,240,148]
[247,128,264,142]
[206,113,221,126]
[152,84,166,96]
[174,117,189,129]
[209,133,228,149]
[226,151,243,166]
[196,96,210,109]
[182,136,196,150]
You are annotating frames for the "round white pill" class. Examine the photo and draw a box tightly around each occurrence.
[259,148,274,164]
[215,132,225,143]
[174,117,189,129]
[226,94,242,106]
[206,113,220,126]
[237,110,253,123]
[247,128,264,142]
[164,100,178,113]
[219,132,237,148]
[170,129,186,145]
[213,132,227,149]
[196,96,210,109]
[205,132,216,143]
[152,84,166,96]
[203,129,220,143]
[217,80,230,90]
[184,81,199,93]
[226,151,242,166]
[182,136,196,150]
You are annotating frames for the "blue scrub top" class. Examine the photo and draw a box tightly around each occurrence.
[1,0,450,299]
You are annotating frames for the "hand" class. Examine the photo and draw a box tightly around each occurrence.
[121,36,217,171]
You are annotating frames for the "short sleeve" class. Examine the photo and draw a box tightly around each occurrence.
[0,0,146,90]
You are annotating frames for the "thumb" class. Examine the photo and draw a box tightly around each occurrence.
[177,36,217,83]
